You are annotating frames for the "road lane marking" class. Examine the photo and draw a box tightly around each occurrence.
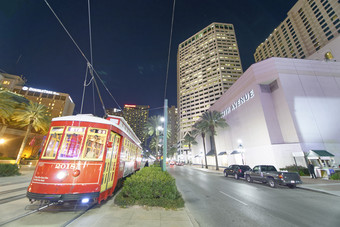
[219,191,248,206]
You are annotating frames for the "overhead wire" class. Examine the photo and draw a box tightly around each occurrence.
[44,0,121,115]
[87,0,96,115]
[163,0,176,100]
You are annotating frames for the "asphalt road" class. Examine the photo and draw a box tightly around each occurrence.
[168,165,340,227]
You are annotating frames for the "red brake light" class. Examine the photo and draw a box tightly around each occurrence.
[279,174,283,179]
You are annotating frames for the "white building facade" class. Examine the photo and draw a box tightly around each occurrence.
[191,57,340,169]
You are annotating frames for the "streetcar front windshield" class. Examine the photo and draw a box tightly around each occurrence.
[41,127,64,159]
[58,127,86,159]
[83,128,107,160]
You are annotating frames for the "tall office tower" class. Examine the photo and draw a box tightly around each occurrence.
[254,0,340,62]
[1,73,74,118]
[168,106,178,151]
[119,104,149,144]
[177,22,243,156]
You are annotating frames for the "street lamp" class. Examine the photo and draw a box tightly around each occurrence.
[0,138,5,144]
[237,139,245,165]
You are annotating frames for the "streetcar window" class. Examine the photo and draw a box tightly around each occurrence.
[42,127,64,159]
[83,128,107,160]
[58,127,86,159]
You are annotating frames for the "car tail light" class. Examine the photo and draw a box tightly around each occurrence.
[279,174,283,179]
[238,169,242,173]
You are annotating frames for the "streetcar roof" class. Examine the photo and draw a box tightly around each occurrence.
[52,114,142,147]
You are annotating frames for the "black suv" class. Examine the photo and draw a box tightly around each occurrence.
[224,165,251,179]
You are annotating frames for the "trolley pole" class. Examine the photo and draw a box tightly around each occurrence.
[162,99,168,171]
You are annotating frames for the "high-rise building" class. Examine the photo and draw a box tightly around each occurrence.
[0,73,74,118]
[168,106,178,150]
[109,104,149,144]
[254,0,340,62]
[177,22,243,156]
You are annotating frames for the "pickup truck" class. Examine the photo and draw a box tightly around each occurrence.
[244,165,302,188]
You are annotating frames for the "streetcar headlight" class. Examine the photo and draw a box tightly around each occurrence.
[81,198,90,204]
[56,171,68,180]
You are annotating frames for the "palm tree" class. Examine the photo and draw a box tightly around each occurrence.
[200,110,228,170]
[193,120,208,169]
[183,132,197,163]
[143,115,171,158]
[12,101,51,164]
[0,89,28,137]
[144,115,163,157]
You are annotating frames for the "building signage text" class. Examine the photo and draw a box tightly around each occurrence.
[22,86,60,95]
[221,89,255,117]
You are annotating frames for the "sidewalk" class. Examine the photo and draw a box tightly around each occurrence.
[298,176,340,197]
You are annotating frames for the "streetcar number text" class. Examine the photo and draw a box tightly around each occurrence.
[55,163,76,169]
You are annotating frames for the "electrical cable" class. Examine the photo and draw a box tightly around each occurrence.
[80,64,89,114]
[163,0,176,100]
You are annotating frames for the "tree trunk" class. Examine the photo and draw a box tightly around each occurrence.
[16,123,32,165]
[0,124,7,137]
[202,133,208,169]
[211,135,219,170]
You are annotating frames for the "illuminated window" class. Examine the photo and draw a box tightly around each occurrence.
[58,127,86,159]
[83,128,107,160]
[42,127,64,159]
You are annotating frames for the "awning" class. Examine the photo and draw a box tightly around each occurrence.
[230,150,241,155]
[308,150,334,160]
[206,150,215,156]
[310,150,334,157]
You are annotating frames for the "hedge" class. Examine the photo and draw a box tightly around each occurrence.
[280,165,309,176]
[330,171,340,180]
[115,166,184,209]
[0,164,20,177]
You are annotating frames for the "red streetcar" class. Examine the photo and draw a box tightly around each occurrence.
[27,114,142,204]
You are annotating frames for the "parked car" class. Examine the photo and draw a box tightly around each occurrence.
[169,161,176,165]
[224,165,251,179]
[244,165,302,188]
[176,162,184,166]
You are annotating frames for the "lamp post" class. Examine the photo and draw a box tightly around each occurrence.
[162,99,168,171]
[237,139,245,165]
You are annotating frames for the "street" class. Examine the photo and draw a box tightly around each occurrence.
[1,167,340,227]
[168,165,340,227]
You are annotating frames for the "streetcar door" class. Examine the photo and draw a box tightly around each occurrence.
[100,132,120,192]
[107,133,120,189]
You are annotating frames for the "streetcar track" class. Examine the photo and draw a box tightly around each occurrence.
[61,203,97,227]
[0,202,56,226]
[0,187,28,195]
[0,180,30,187]
[0,194,27,205]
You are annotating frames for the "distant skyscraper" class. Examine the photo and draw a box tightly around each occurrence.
[168,106,178,150]
[109,104,149,144]
[177,22,243,157]
[254,0,340,62]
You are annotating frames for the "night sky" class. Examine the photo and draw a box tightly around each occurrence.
[0,0,297,116]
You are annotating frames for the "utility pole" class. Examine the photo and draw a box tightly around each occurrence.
[162,99,168,171]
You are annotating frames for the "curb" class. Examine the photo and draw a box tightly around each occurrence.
[297,185,340,197]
